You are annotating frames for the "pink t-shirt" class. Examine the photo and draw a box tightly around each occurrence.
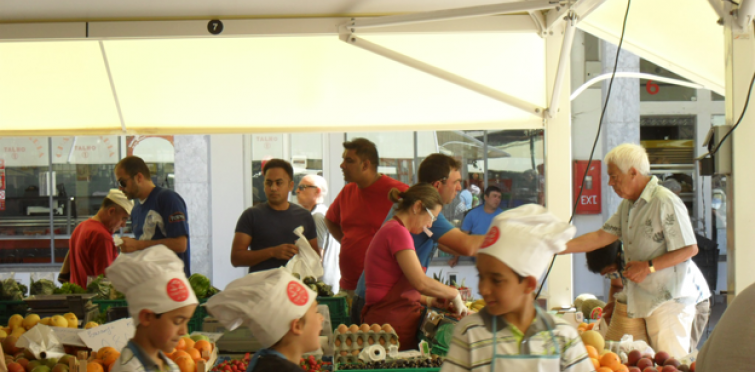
[364,219,416,305]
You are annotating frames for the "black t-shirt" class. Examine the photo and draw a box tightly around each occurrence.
[235,202,317,273]
[250,355,302,372]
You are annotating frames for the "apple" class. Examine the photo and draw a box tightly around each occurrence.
[629,368,642,372]
[661,366,678,372]
[637,358,654,371]
[655,351,670,367]
[678,365,690,372]
[643,368,657,372]
[628,350,643,366]
[664,359,681,368]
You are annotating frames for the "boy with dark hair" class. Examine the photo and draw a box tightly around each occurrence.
[442,205,593,372]
[207,268,323,372]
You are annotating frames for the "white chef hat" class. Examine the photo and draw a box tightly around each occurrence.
[478,204,576,279]
[105,245,198,321]
[206,268,316,349]
[105,189,134,215]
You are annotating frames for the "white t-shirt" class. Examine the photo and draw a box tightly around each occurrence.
[312,204,341,293]
[602,176,711,318]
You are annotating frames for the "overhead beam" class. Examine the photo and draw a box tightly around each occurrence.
[348,0,556,29]
[0,16,539,41]
[339,32,545,118]
[546,0,608,31]
[546,14,576,118]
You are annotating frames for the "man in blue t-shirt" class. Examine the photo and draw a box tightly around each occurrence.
[231,159,319,273]
[354,154,486,316]
[461,186,504,235]
[115,156,191,277]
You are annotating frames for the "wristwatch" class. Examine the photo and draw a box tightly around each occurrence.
[648,260,656,273]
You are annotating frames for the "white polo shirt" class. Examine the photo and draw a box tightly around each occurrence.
[602,176,710,318]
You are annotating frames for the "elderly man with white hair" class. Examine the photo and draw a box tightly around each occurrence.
[296,174,341,293]
[562,143,710,358]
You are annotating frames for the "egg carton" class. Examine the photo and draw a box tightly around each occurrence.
[333,330,399,351]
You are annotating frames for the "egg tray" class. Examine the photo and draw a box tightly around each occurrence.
[332,330,399,364]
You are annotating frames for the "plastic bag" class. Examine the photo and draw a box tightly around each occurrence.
[16,324,66,359]
[30,273,56,296]
[285,226,324,279]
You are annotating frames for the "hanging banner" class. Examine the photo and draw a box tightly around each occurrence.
[0,137,49,167]
[52,136,120,165]
[126,136,175,163]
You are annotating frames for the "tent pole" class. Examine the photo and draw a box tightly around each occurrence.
[340,33,544,117]
[546,13,576,119]
[348,0,556,30]
[98,40,127,133]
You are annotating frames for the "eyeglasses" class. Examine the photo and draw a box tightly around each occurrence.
[425,207,437,223]
[297,185,318,191]
[117,177,131,188]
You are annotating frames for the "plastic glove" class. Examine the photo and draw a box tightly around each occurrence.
[451,292,469,317]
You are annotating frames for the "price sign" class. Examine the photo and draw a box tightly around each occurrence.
[78,318,135,352]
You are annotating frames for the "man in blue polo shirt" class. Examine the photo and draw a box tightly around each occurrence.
[115,156,191,278]
[461,186,504,235]
[352,154,485,321]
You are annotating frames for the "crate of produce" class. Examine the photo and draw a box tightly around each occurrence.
[92,299,128,314]
[188,299,210,334]
[318,296,348,330]
[336,357,443,371]
[0,300,28,325]
[25,293,97,313]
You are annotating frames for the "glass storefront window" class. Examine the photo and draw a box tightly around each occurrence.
[0,135,174,266]
[486,130,545,209]
[347,132,417,185]
[639,59,698,102]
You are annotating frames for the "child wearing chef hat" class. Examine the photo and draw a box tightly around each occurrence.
[441,204,594,372]
[206,268,323,372]
[106,245,198,372]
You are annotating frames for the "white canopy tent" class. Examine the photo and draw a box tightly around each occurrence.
[3,0,750,300]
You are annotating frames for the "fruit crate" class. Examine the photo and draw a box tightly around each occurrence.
[189,298,210,334]
[318,296,348,331]
[335,366,440,371]
[0,300,28,325]
[92,299,128,315]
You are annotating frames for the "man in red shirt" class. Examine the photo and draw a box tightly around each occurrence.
[68,189,133,287]
[325,138,408,322]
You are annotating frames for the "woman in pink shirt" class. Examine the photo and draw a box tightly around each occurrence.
[362,183,464,350]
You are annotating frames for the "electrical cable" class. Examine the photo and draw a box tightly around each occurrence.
[536,0,632,300]
[709,70,755,156]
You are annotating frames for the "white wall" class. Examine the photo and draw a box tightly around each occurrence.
[210,135,249,289]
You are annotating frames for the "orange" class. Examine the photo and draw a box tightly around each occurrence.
[171,351,191,361]
[87,362,104,372]
[175,338,186,351]
[600,352,621,369]
[174,356,196,372]
[182,337,195,350]
[591,358,601,370]
[97,347,118,363]
[586,323,595,330]
[102,351,120,368]
[585,345,600,360]
[194,340,213,360]
[186,348,201,361]
[613,365,629,372]
[597,368,613,372]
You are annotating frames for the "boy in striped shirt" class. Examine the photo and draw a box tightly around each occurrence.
[442,205,595,372]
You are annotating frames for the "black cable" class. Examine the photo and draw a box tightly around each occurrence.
[536,0,633,300]
[709,71,755,156]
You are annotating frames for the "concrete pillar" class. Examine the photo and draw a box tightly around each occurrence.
[600,40,640,223]
[173,135,212,278]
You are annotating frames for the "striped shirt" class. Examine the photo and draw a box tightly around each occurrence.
[441,308,595,372]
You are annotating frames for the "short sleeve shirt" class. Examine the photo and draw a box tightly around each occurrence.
[601,176,711,318]
[325,175,408,290]
[69,219,119,287]
[131,186,191,278]
[235,202,317,273]
[441,308,594,372]
[461,207,503,235]
[111,340,180,372]
[364,219,416,305]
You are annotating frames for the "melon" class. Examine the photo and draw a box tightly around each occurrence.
[581,330,605,353]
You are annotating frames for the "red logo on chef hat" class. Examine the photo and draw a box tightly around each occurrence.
[287,281,309,306]
[166,278,190,302]
[481,226,500,249]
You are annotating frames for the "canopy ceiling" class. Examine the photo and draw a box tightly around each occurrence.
[0,0,727,136]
